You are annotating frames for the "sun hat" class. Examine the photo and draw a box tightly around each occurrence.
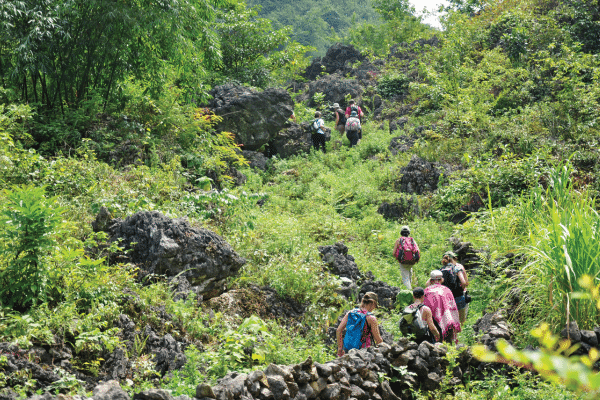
[444,251,457,258]
[430,270,443,279]
[400,225,410,233]
[363,291,379,305]
[333,103,340,108]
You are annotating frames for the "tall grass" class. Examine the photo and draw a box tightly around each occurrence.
[514,164,600,330]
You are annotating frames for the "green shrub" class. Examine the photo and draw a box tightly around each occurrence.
[0,186,64,310]
[377,73,410,99]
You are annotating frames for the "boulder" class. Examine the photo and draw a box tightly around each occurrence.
[473,310,514,350]
[269,122,312,158]
[561,321,582,343]
[303,44,366,80]
[359,281,400,309]
[396,155,441,195]
[96,210,246,299]
[304,73,364,108]
[318,242,363,282]
[242,150,268,171]
[92,380,129,400]
[209,84,294,151]
[388,37,440,62]
[449,237,484,270]
[449,193,486,224]
[103,347,129,380]
[207,285,306,324]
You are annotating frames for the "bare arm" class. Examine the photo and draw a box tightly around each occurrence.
[458,268,468,289]
[336,314,348,356]
[335,111,339,125]
[367,315,383,345]
[421,306,440,342]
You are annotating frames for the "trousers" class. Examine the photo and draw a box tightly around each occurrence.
[400,263,412,290]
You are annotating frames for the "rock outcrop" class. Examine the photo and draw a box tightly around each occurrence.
[303,43,366,80]
[396,156,441,195]
[473,310,514,351]
[209,84,294,151]
[304,73,365,107]
[269,122,313,158]
[93,209,246,299]
[318,242,363,282]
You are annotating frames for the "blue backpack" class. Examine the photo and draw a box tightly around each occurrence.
[343,309,372,351]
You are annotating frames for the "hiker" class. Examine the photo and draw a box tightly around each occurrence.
[336,292,383,357]
[344,99,364,120]
[399,287,441,344]
[393,226,420,290]
[345,100,364,143]
[333,103,346,136]
[311,111,326,153]
[424,270,461,344]
[442,251,469,324]
[345,110,362,147]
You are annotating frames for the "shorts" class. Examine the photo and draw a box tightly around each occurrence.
[455,295,466,311]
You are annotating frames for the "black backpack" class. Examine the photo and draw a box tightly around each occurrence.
[350,105,359,116]
[399,304,433,343]
[337,109,347,125]
[441,265,461,295]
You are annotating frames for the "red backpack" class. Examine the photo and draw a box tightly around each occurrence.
[394,237,420,265]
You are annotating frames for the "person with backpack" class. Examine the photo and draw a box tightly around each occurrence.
[311,111,326,153]
[345,100,364,144]
[336,292,383,357]
[393,226,420,290]
[399,287,441,344]
[345,111,362,147]
[441,252,469,324]
[333,103,346,136]
[424,270,461,344]
[344,99,364,120]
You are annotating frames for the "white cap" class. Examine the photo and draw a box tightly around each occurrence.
[430,270,443,279]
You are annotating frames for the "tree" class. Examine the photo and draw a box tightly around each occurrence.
[214,6,313,87]
[0,0,233,113]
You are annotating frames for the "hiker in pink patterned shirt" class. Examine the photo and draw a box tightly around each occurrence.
[424,270,461,344]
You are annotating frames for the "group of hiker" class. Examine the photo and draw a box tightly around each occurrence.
[336,225,472,356]
[311,100,364,153]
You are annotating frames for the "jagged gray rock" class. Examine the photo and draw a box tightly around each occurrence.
[269,122,312,159]
[318,242,363,282]
[92,380,129,400]
[304,73,364,108]
[209,84,294,151]
[96,210,246,299]
[396,155,441,195]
